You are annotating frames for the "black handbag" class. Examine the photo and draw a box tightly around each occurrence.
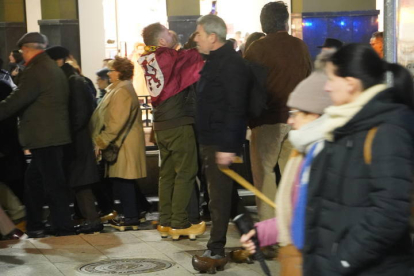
[102,108,138,164]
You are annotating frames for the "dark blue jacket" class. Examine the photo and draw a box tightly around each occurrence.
[196,41,249,153]
[304,87,414,276]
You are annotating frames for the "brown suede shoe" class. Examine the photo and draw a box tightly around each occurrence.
[157,225,171,238]
[168,221,206,241]
[192,250,228,274]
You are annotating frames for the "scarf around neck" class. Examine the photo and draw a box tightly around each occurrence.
[288,114,328,154]
[323,84,387,141]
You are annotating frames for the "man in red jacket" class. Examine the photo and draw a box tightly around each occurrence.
[139,23,205,240]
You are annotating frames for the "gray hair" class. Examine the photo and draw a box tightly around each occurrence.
[196,15,227,43]
[315,48,336,71]
[23,43,47,50]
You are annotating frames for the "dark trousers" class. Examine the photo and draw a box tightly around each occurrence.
[111,178,139,218]
[25,146,73,233]
[187,180,201,224]
[200,145,246,256]
[74,185,99,222]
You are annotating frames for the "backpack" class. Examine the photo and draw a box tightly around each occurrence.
[244,60,268,120]
[363,127,378,164]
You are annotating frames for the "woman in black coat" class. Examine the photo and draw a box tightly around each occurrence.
[303,44,414,276]
[46,46,103,233]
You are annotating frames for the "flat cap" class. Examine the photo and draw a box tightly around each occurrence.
[45,46,70,60]
[17,32,48,48]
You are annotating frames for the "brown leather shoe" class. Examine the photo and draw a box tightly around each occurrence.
[157,225,171,238]
[192,250,228,274]
[169,221,206,241]
[100,210,118,223]
[229,249,254,264]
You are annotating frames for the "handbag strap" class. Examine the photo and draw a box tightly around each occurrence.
[117,106,139,148]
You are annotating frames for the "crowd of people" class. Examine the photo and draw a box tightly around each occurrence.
[0,1,413,275]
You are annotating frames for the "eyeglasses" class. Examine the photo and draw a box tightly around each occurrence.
[107,69,115,72]
[288,110,299,118]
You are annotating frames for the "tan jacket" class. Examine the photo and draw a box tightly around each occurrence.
[90,80,147,179]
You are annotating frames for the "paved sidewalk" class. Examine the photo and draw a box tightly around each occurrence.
[0,224,279,276]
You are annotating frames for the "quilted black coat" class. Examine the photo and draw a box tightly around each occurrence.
[303,87,414,276]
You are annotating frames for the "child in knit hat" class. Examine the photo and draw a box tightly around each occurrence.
[240,49,335,276]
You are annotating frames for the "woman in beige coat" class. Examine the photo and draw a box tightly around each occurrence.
[90,56,146,230]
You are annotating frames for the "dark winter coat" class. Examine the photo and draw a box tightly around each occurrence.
[196,41,250,153]
[0,52,71,150]
[303,87,414,276]
[61,63,99,188]
[0,80,25,182]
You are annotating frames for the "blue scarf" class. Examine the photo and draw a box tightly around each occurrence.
[291,142,319,249]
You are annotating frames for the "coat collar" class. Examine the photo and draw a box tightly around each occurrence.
[207,41,235,60]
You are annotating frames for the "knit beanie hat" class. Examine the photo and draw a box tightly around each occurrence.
[287,71,333,114]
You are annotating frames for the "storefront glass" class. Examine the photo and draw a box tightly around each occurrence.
[200,0,291,47]
[103,0,167,58]
[398,0,414,77]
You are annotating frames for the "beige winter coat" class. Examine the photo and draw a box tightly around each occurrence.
[90,80,147,179]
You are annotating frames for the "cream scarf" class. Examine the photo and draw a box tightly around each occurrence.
[324,84,387,141]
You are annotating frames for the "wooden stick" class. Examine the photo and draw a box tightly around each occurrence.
[219,166,276,209]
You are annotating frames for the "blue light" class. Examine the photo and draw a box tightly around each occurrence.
[340,21,345,26]
[303,22,313,27]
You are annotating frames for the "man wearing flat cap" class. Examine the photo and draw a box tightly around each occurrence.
[0,32,74,237]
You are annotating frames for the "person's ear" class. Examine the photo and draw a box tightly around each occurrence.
[345,77,363,94]
[208,33,217,44]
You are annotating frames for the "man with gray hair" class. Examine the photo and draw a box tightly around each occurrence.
[0,32,74,237]
[192,14,250,273]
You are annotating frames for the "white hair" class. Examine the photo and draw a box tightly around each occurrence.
[197,15,227,43]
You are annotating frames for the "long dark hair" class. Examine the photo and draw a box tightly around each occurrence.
[329,43,414,108]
